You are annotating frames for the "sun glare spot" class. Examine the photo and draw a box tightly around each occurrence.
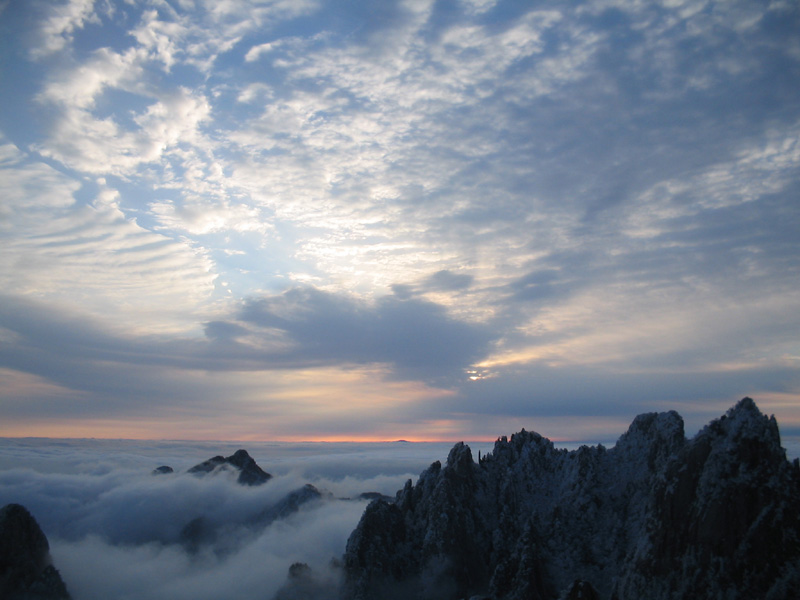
[466,368,492,381]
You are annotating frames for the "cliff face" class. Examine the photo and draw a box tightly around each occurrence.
[342,398,800,600]
[0,504,72,600]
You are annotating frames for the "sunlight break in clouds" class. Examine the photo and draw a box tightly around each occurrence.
[0,0,799,441]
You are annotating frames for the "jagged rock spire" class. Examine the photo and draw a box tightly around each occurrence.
[342,398,800,600]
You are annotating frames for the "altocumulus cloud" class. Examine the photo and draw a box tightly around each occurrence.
[1,0,800,440]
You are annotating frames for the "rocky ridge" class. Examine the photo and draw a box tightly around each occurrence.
[187,448,273,485]
[342,398,800,600]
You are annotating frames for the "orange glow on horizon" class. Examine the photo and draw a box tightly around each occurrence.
[0,414,612,445]
[0,417,496,444]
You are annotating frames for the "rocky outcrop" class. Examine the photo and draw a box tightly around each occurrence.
[151,465,173,475]
[187,449,272,485]
[613,397,800,599]
[342,398,800,600]
[256,484,327,526]
[0,504,71,600]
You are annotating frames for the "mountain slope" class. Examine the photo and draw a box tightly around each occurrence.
[0,503,72,600]
[342,398,800,600]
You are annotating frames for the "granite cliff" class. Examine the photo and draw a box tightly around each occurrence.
[342,398,800,600]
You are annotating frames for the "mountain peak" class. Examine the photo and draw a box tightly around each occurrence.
[616,410,684,449]
[343,398,800,600]
[446,441,474,475]
[701,396,782,452]
[188,449,272,485]
[732,395,758,413]
[725,396,773,429]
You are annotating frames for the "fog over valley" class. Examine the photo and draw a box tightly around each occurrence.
[0,438,493,600]
[2,422,800,599]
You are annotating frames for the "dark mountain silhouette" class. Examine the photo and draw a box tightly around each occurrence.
[342,398,800,600]
[0,503,71,600]
[179,484,329,555]
[187,448,272,485]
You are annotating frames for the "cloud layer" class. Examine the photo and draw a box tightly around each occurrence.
[1,433,798,599]
[0,438,480,600]
[0,0,799,440]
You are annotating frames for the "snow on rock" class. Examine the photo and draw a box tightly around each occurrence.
[342,398,800,600]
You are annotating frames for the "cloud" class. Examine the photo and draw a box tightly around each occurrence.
[0,165,217,333]
[130,8,187,71]
[244,41,281,63]
[37,46,143,110]
[0,291,466,440]
[32,0,101,58]
[149,197,271,235]
[423,270,474,292]
[0,439,466,600]
[1,0,800,440]
[239,286,495,381]
[4,429,799,599]
[0,139,79,215]
[38,66,212,175]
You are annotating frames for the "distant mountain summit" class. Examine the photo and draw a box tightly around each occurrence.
[187,449,272,485]
[0,503,72,600]
[342,398,800,600]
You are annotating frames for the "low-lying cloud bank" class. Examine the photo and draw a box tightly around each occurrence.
[0,439,487,600]
[3,433,797,599]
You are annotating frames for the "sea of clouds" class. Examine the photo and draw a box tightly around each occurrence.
[2,434,798,600]
[0,438,495,600]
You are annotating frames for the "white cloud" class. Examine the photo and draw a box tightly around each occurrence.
[236,83,272,103]
[2,0,800,439]
[38,51,211,174]
[0,143,216,332]
[462,0,498,16]
[244,41,280,62]
[38,46,144,110]
[624,125,800,239]
[131,9,187,70]
[0,439,459,600]
[0,139,79,216]
[149,198,272,235]
[134,88,212,158]
[32,0,100,58]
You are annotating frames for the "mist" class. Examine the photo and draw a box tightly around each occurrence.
[3,434,797,599]
[0,438,496,600]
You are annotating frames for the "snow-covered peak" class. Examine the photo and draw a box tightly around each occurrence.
[446,441,475,475]
[720,396,781,443]
[614,410,684,455]
[343,398,800,600]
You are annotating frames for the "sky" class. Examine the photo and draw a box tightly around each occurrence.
[0,0,799,442]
